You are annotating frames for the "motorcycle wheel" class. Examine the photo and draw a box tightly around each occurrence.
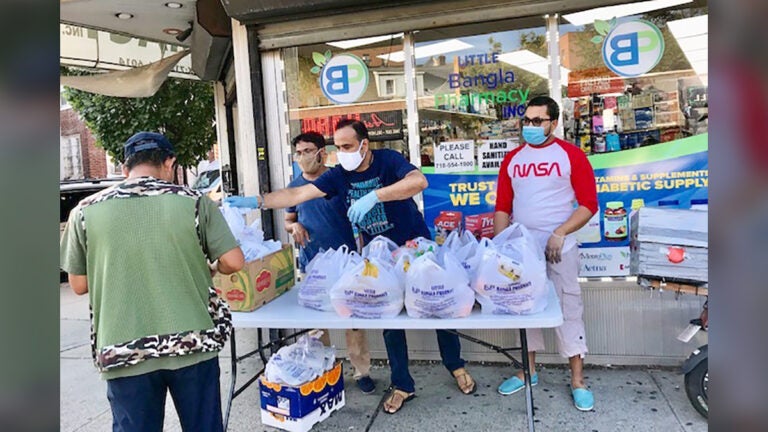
[684,359,708,418]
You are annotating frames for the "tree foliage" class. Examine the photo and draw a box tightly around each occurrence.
[61,67,215,168]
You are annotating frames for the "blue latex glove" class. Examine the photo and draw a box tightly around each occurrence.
[224,195,260,209]
[347,191,380,225]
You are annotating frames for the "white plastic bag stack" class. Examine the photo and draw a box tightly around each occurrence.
[220,204,282,261]
[471,223,549,315]
[438,230,480,278]
[329,256,403,319]
[264,334,336,386]
[298,246,354,311]
[404,251,475,318]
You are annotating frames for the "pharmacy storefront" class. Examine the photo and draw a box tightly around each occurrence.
[220,0,708,364]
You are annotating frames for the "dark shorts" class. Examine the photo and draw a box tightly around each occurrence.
[106,357,223,432]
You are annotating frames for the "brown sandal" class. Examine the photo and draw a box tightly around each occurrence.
[452,367,477,395]
[382,388,415,414]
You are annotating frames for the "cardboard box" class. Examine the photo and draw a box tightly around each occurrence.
[465,212,495,240]
[213,244,295,312]
[260,362,345,432]
[434,210,463,245]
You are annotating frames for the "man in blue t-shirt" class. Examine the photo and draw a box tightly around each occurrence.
[285,131,375,394]
[226,120,476,414]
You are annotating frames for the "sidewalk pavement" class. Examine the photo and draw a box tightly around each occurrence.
[61,285,707,432]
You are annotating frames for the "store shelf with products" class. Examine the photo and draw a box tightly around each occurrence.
[568,89,685,156]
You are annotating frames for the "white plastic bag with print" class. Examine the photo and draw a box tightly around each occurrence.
[264,334,336,386]
[471,223,548,315]
[438,230,479,277]
[298,246,351,311]
[362,235,399,266]
[404,251,475,318]
[329,256,403,319]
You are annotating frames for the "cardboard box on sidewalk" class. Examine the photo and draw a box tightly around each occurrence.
[213,244,295,312]
[259,362,345,432]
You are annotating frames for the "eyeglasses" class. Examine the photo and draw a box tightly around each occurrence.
[521,117,552,126]
[293,149,320,159]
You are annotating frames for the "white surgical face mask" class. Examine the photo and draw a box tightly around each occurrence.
[337,140,367,171]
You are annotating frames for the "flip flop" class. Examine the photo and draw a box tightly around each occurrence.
[383,388,416,414]
[452,367,477,395]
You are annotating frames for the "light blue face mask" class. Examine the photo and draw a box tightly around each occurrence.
[522,126,549,145]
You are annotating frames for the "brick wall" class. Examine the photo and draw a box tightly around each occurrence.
[60,108,107,179]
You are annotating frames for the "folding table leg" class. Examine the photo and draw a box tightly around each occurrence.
[519,329,535,432]
[223,328,238,432]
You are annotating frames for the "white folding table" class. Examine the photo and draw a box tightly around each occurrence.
[224,286,563,432]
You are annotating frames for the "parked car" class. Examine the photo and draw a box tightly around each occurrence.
[60,177,124,282]
[191,160,222,203]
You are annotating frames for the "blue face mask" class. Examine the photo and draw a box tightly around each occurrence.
[522,126,549,146]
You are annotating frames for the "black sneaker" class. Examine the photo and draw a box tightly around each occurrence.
[356,376,376,394]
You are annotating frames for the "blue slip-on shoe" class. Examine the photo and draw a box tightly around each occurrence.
[572,388,594,411]
[498,373,538,395]
[356,376,376,394]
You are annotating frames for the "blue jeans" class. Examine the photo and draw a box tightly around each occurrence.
[383,329,465,393]
[106,357,223,432]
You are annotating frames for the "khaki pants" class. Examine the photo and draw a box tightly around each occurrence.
[318,329,371,379]
[526,246,589,358]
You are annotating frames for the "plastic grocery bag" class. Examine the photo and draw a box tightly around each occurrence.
[220,204,282,261]
[329,257,403,319]
[471,223,548,315]
[298,246,351,311]
[264,334,336,386]
[438,230,479,277]
[362,236,399,266]
[404,251,475,318]
[403,236,439,257]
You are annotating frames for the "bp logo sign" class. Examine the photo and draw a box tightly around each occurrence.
[592,19,665,77]
[311,51,369,105]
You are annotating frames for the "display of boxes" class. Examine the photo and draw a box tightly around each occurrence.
[464,212,495,239]
[260,362,345,432]
[629,207,708,283]
[213,244,295,312]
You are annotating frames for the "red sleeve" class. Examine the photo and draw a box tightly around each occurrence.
[560,141,598,215]
[494,149,518,214]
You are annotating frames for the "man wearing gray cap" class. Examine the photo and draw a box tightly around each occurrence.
[60,132,245,432]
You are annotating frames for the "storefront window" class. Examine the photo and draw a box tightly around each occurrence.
[283,35,409,175]
[414,24,552,170]
[559,2,708,154]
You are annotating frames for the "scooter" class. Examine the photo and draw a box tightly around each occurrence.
[678,299,708,418]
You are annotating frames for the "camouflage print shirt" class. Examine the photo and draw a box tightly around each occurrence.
[60,177,239,380]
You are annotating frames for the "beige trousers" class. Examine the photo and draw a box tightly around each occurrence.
[526,246,589,358]
[319,329,371,379]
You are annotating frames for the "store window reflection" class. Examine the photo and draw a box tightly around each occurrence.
[560,2,708,155]
[283,33,410,176]
[413,25,554,170]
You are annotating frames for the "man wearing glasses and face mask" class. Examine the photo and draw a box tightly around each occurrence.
[494,96,598,412]
[283,131,376,395]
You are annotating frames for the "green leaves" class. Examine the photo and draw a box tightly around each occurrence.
[594,19,611,36]
[591,17,618,44]
[310,50,333,75]
[312,52,326,67]
[60,67,215,169]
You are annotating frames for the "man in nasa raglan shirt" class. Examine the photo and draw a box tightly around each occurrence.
[494,96,598,411]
